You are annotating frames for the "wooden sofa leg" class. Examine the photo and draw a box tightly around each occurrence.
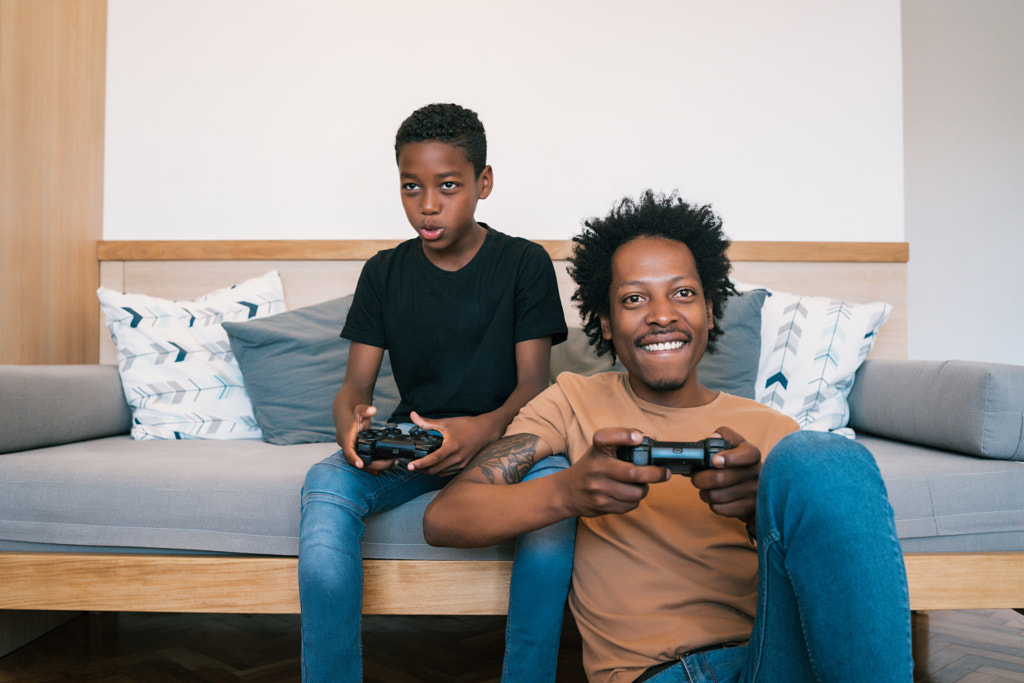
[911,610,929,677]
[0,610,78,658]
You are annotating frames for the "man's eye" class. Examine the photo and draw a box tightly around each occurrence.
[675,288,695,299]
[623,294,643,305]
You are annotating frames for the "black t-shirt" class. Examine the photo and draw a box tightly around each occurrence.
[341,225,568,423]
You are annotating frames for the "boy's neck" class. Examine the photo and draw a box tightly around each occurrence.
[420,221,488,272]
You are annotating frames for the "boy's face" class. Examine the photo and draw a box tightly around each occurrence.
[599,236,714,408]
[397,141,493,259]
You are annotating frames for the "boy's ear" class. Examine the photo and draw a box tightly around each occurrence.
[476,165,494,200]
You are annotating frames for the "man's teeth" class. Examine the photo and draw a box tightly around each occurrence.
[642,340,685,352]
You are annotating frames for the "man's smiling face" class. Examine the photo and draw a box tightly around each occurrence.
[599,236,714,408]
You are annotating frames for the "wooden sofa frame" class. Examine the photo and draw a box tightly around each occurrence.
[3,239,1023,618]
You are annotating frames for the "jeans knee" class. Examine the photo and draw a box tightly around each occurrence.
[522,454,571,482]
[764,431,877,482]
[760,431,887,527]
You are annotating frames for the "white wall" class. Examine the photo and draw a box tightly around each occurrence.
[103,0,904,242]
[903,0,1024,364]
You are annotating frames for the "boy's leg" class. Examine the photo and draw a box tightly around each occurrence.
[742,431,913,682]
[502,455,576,683]
[298,452,448,683]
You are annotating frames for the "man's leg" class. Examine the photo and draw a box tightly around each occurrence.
[502,455,577,683]
[298,452,448,683]
[744,431,913,682]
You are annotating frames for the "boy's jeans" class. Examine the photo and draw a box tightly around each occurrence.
[645,431,913,683]
[298,452,574,683]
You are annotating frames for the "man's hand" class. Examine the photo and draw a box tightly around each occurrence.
[406,411,502,477]
[560,427,672,518]
[689,426,761,524]
[340,404,398,473]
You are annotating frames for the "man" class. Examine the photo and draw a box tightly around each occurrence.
[424,190,913,683]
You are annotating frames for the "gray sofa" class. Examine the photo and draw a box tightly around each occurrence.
[2,352,1024,661]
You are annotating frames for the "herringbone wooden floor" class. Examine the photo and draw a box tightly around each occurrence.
[0,609,1022,682]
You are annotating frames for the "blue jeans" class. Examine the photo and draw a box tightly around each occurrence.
[503,455,576,683]
[645,431,913,683]
[298,452,575,682]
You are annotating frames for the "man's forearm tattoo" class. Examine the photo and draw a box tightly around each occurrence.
[473,433,540,485]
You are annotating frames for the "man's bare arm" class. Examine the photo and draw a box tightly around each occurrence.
[423,433,568,548]
[424,427,672,548]
[467,432,542,485]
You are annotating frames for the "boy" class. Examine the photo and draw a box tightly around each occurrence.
[298,103,573,682]
[424,190,913,682]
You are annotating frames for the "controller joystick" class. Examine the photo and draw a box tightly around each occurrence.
[355,426,443,465]
[615,437,730,475]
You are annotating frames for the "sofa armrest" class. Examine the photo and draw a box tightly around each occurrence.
[0,365,132,454]
[848,360,1024,461]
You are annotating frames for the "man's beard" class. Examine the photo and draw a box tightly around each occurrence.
[640,377,687,394]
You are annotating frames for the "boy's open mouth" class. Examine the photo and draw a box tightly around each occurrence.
[420,226,444,241]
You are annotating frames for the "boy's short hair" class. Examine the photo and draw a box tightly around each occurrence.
[568,189,736,360]
[394,103,487,177]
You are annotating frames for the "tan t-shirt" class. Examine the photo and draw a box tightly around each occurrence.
[506,371,799,683]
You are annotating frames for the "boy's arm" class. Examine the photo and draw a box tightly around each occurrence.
[333,341,392,470]
[408,335,553,475]
[423,428,669,548]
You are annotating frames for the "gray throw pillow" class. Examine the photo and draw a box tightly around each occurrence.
[699,288,768,399]
[223,296,400,445]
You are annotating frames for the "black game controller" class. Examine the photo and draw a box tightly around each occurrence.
[615,437,731,475]
[355,427,443,465]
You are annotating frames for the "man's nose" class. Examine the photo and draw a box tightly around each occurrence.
[647,297,678,326]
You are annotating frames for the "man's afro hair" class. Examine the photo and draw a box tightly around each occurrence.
[568,189,736,360]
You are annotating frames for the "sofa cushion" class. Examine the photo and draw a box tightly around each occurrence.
[0,365,131,454]
[858,435,1024,552]
[0,436,512,560]
[755,290,891,436]
[97,271,287,440]
[850,360,1024,461]
[223,296,401,445]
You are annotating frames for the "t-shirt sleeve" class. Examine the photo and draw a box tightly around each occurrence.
[505,383,573,456]
[340,255,387,348]
[513,242,569,346]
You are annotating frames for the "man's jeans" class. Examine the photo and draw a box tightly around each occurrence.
[298,452,574,683]
[645,431,913,683]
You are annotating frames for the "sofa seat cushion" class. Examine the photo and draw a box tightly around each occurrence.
[860,435,1024,552]
[0,436,512,560]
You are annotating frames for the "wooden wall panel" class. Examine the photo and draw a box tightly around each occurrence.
[0,0,107,364]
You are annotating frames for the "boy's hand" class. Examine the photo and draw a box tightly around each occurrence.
[561,427,671,518]
[406,411,498,476]
[341,404,399,472]
[689,426,761,524]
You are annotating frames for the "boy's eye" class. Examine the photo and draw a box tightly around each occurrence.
[402,182,420,191]
[441,181,458,191]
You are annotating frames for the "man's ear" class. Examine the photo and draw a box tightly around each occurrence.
[476,165,494,199]
[707,301,714,329]
[599,314,612,340]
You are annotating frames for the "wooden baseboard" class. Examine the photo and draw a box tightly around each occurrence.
[1,551,1021,614]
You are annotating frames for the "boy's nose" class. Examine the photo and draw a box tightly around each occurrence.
[421,190,440,214]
